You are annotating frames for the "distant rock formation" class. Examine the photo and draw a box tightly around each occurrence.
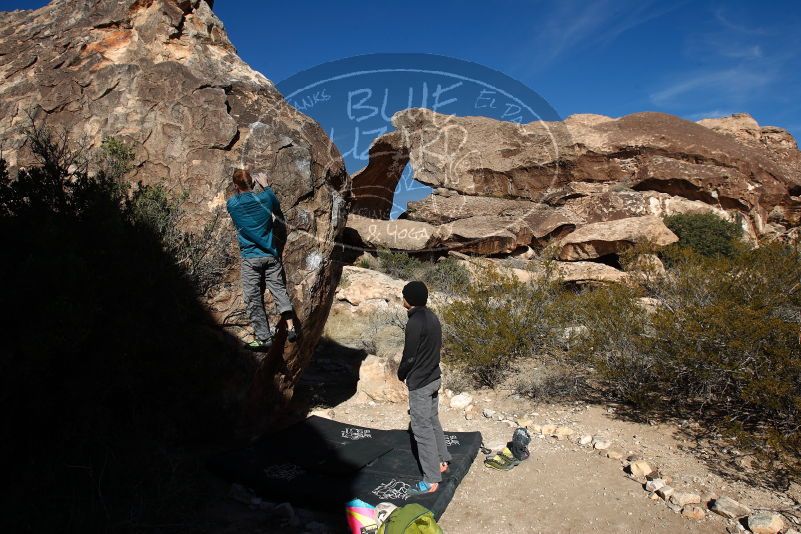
[346,108,801,274]
[0,0,350,433]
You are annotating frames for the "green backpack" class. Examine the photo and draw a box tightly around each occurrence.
[377,503,443,534]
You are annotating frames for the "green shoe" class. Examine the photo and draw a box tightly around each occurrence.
[247,338,273,351]
[483,447,521,471]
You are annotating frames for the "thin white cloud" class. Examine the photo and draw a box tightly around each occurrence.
[649,67,775,106]
[713,8,772,36]
[522,0,684,68]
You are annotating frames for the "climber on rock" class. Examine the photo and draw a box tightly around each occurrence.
[226,168,299,349]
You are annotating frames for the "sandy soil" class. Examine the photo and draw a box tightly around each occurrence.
[294,388,795,534]
[194,383,796,533]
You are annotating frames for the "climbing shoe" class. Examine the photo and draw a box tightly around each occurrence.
[483,447,521,471]
[287,327,299,342]
[247,338,272,351]
[406,481,439,495]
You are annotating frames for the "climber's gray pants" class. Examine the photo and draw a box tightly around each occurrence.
[241,255,293,342]
[409,378,451,483]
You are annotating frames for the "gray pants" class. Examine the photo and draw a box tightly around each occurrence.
[409,378,451,484]
[241,256,294,342]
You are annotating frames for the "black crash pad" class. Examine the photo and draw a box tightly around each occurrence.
[207,416,482,519]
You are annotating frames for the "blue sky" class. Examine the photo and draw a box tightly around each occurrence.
[8,0,801,216]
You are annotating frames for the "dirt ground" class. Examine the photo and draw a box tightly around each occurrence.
[324,393,748,533]
[195,350,797,534]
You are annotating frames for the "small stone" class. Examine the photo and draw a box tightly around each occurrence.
[681,505,705,521]
[645,469,662,481]
[669,492,701,507]
[449,392,473,410]
[465,404,474,413]
[482,408,496,419]
[666,500,682,513]
[553,427,574,440]
[275,502,299,527]
[710,496,752,519]
[258,501,276,512]
[656,486,674,500]
[229,483,254,505]
[747,512,784,534]
[628,460,653,478]
[445,389,454,398]
[578,435,593,446]
[645,478,665,492]
[465,413,474,420]
[606,450,623,460]
[593,440,611,450]
[626,453,642,462]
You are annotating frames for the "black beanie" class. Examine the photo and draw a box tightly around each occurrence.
[402,281,428,307]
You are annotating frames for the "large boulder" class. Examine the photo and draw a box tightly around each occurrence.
[356,108,801,239]
[345,214,439,251]
[698,113,798,152]
[555,216,678,261]
[350,131,408,219]
[0,0,350,433]
[407,193,576,245]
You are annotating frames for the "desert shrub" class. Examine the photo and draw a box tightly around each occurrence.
[376,248,423,279]
[570,243,801,454]
[373,249,470,295]
[568,283,657,406]
[438,240,801,461]
[664,212,742,258]
[96,136,136,180]
[129,184,231,294]
[421,257,471,295]
[356,254,375,269]
[439,266,565,387]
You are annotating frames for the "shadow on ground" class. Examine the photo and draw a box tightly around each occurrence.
[575,387,797,496]
[290,337,370,414]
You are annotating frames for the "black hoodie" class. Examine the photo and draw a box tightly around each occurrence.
[397,306,442,390]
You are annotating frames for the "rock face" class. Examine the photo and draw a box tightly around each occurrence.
[345,214,438,252]
[709,496,752,519]
[347,108,801,261]
[0,0,349,433]
[555,216,678,261]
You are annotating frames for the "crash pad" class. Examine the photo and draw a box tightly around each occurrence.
[207,416,482,519]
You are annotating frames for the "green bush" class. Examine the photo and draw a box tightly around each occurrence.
[664,212,742,258]
[439,266,565,387]
[96,136,136,180]
[439,243,801,467]
[571,243,801,456]
[376,248,423,280]
[373,249,470,295]
[422,257,471,295]
[129,183,231,294]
